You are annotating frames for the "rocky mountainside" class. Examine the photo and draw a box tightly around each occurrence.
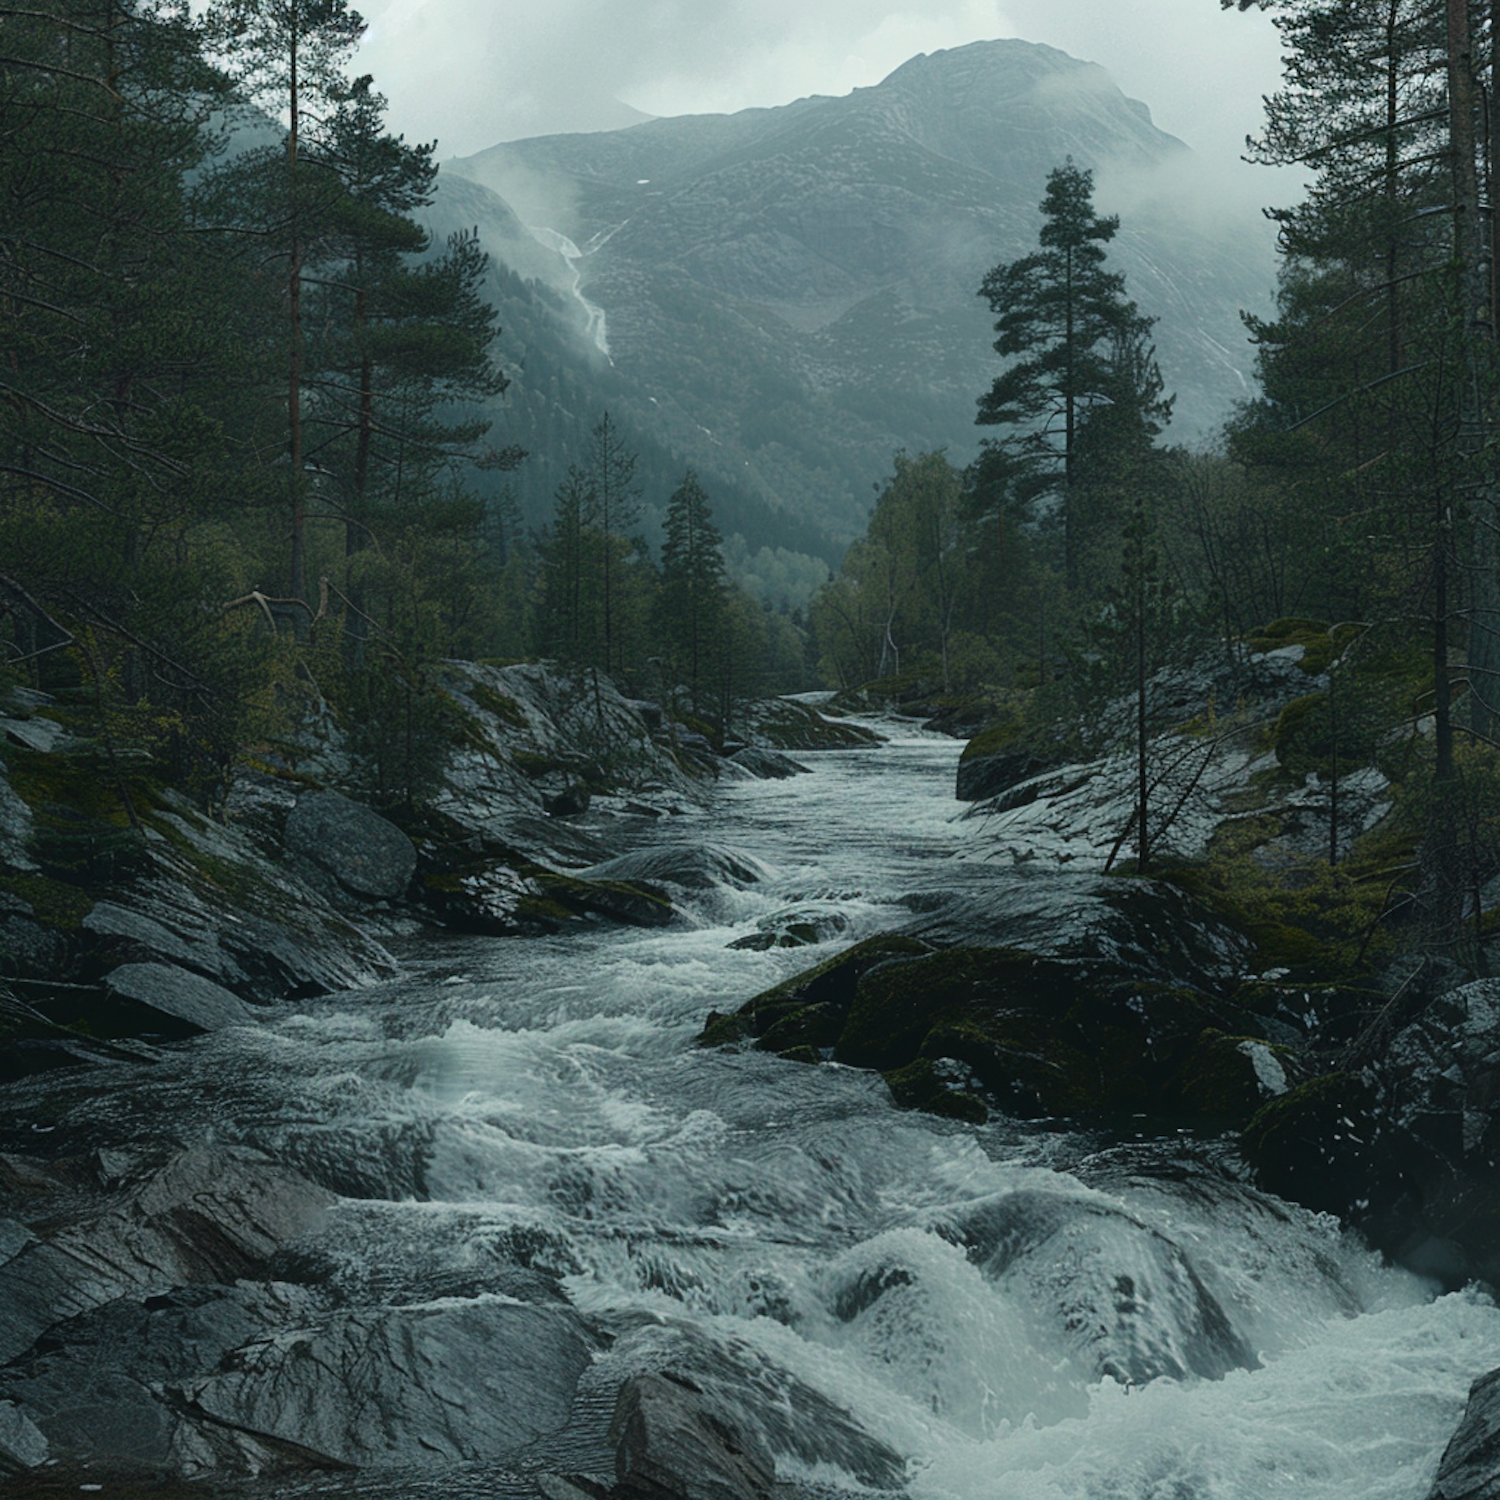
[439,39,1276,561]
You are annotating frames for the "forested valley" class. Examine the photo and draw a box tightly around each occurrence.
[6,2,1500,1495]
[8,0,1500,1123]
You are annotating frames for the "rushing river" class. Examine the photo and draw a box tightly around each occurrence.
[24,724,1500,1498]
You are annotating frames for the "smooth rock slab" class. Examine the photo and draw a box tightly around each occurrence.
[178,1298,593,1469]
[285,791,416,901]
[611,1372,775,1500]
[103,962,254,1034]
[0,1148,334,1363]
[1429,1366,1500,1500]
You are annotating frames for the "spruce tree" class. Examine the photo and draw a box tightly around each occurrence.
[658,469,728,710]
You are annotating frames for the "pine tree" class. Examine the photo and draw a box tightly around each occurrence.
[975,160,1169,590]
[658,469,728,709]
[203,0,366,607]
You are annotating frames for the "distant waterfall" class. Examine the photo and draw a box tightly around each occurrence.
[528,224,613,358]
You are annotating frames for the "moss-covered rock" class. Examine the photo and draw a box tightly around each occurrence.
[882,1057,989,1123]
[1246,617,1360,676]
[1240,1071,1378,1215]
[709,935,1295,1128]
[695,935,934,1054]
[835,946,1071,1069]
[532,871,677,928]
[741,699,883,752]
[919,1013,1100,1117]
[1174,1029,1303,1118]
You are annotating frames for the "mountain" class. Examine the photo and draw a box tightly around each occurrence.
[435,39,1275,580]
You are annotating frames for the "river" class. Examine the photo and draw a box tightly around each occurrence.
[13,722,1499,1497]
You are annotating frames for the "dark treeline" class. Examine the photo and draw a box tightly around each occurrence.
[0,0,815,816]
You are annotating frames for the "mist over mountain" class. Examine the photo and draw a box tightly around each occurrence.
[435,38,1275,579]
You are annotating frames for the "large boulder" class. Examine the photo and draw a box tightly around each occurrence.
[102,961,254,1035]
[177,1299,593,1470]
[1242,978,1500,1287]
[956,743,1057,803]
[903,869,1258,987]
[702,935,1290,1127]
[284,791,416,901]
[0,1148,334,1365]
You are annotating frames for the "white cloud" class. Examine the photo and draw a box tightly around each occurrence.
[350,0,1285,177]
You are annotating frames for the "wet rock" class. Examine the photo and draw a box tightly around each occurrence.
[102,962,255,1035]
[709,927,1278,1126]
[83,897,230,977]
[0,1282,320,1470]
[536,870,678,928]
[726,746,808,780]
[699,934,934,1050]
[543,778,593,817]
[285,791,416,901]
[421,860,554,936]
[0,763,36,874]
[904,869,1256,987]
[0,1400,48,1471]
[950,1190,1258,1384]
[610,1372,776,1500]
[80,875,392,1004]
[726,903,849,952]
[736,698,883,753]
[177,1299,593,1470]
[0,1147,334,1364]
[1429,1367,1500,1500]
[0,903,67,979]
[956,743,1056,803]
[582,843,768,894]
[598,1324,905,1496]
[1243,977,1500,1288]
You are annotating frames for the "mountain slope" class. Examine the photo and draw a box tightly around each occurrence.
[441,39,1274,560]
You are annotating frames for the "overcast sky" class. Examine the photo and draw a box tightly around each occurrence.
[350,0,1287,176]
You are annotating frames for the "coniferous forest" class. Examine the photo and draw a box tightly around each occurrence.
[8,3,1500,1495]
[5,0,1500,960]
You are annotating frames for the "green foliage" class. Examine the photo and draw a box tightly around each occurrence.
[974,161,1171,589]
[657,469,730,711]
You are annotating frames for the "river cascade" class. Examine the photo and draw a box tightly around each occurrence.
[2,722,1497,1498]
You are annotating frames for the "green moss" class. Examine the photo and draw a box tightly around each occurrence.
[467,682,528,729]
[1175,1030,1291,1118]
[0,871,94,930]
[735,934,932,1020]
[515,895,576,923]
[533,871,676,926]
[760,1000,843,1053]
[1246,618,1362,676]
[699,1009,754,1048]
[1240,1071,1376,1214]
[883,1058,989,1123]
[921,1013,1100,1117]
[754,701,882,751]
[779,1045,822,1066]
[960,711,1026,764]
[837,946,1094,1071]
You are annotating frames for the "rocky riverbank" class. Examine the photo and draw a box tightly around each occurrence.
[704,638,1500,1500]
[0,664,870,1071]
[2,649,1498,1498]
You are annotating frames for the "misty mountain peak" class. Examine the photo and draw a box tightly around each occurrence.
[437,36,1270,549]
